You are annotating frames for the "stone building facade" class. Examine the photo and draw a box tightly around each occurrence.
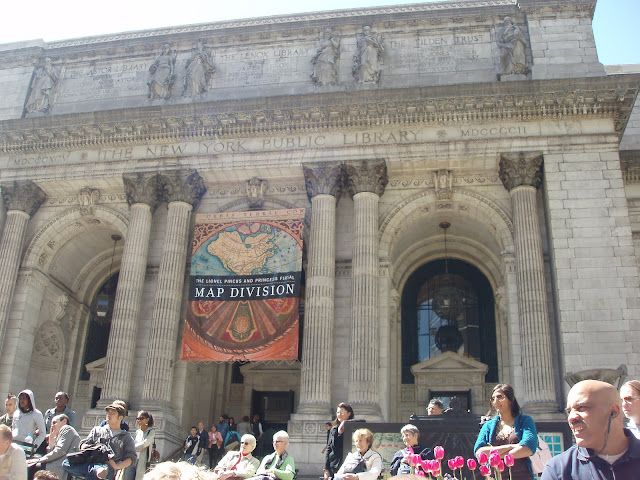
[0,0,639,473]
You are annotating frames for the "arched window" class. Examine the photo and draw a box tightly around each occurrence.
[401,259,498,383]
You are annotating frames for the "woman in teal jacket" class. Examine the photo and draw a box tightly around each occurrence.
[474,384,538,480]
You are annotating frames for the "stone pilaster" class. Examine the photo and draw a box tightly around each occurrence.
[0,181,46,347]
[344,160,387,420]
[294,162,343,418]
[99,173,159,405]
[499,152,556,412]
[142,170,206,408]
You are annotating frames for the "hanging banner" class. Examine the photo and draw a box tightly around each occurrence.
[181,208,305,361]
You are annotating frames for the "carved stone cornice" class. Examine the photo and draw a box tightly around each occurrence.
[158,170,206,207]
[344,159,388,197]
[122,172,161,209]
[303,162,343,201]
[499,152,544,191]
[1,180,46,216]
[621,150,640,185]
[1,77,637,154]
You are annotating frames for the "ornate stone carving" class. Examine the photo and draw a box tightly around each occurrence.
[25,57,60,115]
[311,28,340,86]
[148,44,176,100]
[344,159,388,197]
[183,42,215,97]
[303,162,343,200]
[353,26,384,83]
[433,170,453,200]
[78,187,100,215]
[246,177,267,209]
[159,170,207,207]
[50,292,69,324]
[32,322,63,368]
[122,172,161,209]
[499,152,543,191]
[497,17,529,77]
[1,180,46,216]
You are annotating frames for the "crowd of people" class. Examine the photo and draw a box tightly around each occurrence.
[3,380,640,480]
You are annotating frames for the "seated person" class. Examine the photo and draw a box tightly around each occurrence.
[248,431,295,480]
[334,428,382,480]
[212,434,260,480]
[144,461,215,480]
[389,424,433,476]
[427,399,444,416]
[63,401,137,480]
[0,424,27,480]
[27,414,80,480]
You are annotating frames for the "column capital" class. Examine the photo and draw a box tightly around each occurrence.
[499,152,543,192]
[303,162,343,201]
[344,159,388,198]
[1,181,46,217]
[159,170,207,207]
[122,172,161,210]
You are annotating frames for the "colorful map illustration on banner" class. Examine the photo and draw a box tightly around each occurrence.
[181,208,305,361]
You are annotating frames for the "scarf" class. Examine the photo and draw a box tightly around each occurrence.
[262,451,288,470]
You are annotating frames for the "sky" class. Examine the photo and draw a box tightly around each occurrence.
[1,0,639,66]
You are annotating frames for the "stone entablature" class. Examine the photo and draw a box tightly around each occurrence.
[0,0,602,120]
[0,76,637,157]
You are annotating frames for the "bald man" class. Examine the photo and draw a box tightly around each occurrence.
[541,379,640,479]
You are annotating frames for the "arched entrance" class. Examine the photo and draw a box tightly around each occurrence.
[401,259,498,384]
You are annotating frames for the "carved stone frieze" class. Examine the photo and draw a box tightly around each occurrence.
[148,44,176,100]
[433,169,453,200]
[499,152,544,191]
[246,177,267,209]
[303,162,343,201]
[496,17,529,77]
[50,292,70,324]
[1,180,47,216]
[158,170,206,207]
[353,26,384,84]
[122,172,161,209]
[78,187,100,215]
[344,159,388,197]
[183,42,215,97]
[25,57,60,116]
[1,79,637,152]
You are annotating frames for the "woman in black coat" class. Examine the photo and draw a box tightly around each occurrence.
[324,403,354,480]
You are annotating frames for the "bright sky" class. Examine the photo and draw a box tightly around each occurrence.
[2,0,639,66]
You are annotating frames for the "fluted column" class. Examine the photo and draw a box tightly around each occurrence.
[142,170,206,407]
[345,160,387,419]
[0,181,46,347]
[295,162,343,418]
[499,152,556,412]
[99,173,159,405]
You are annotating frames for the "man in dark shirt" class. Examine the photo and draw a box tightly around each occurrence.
[541,380,640,480]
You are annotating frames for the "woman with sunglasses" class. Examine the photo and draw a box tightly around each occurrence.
[212,434,260,480]
[620,380,640,439]
[474,384,538,480]
[124,410,155,480]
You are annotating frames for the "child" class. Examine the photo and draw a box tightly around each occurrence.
[183,426,200,464]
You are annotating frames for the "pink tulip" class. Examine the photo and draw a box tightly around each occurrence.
[410,454,419,466]
[430,460,439,472]
[504,454,515,467]
[467,458,477,470]
[489,453,501,468]
[477,452,488,464]
[498,460,505,472]
[407,446,415,455]
[434,446,445,460]
[479,465,490,477]
[432,467,441,477]
[456,456,465,469]
[448,459,457,471]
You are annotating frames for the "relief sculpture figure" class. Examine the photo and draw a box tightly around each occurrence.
[497,17,528,75]
[26,57,59,114]
[311,28,340,86]
[353,26,384,83]
[148,44,176,100]
[183,42,216,96]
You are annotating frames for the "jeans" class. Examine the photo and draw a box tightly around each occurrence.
[62,459,114,480]
[184,454,196,465]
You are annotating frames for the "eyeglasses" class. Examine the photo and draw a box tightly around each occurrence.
[273,440,285,443]
[491,394,506,402]
[240,442,251,445]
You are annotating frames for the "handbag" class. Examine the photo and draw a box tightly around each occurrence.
[529,435,552,474]
[66,443,113,464]
[341,453,367,474]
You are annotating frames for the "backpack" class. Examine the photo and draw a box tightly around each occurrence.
[529,435,552,474]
